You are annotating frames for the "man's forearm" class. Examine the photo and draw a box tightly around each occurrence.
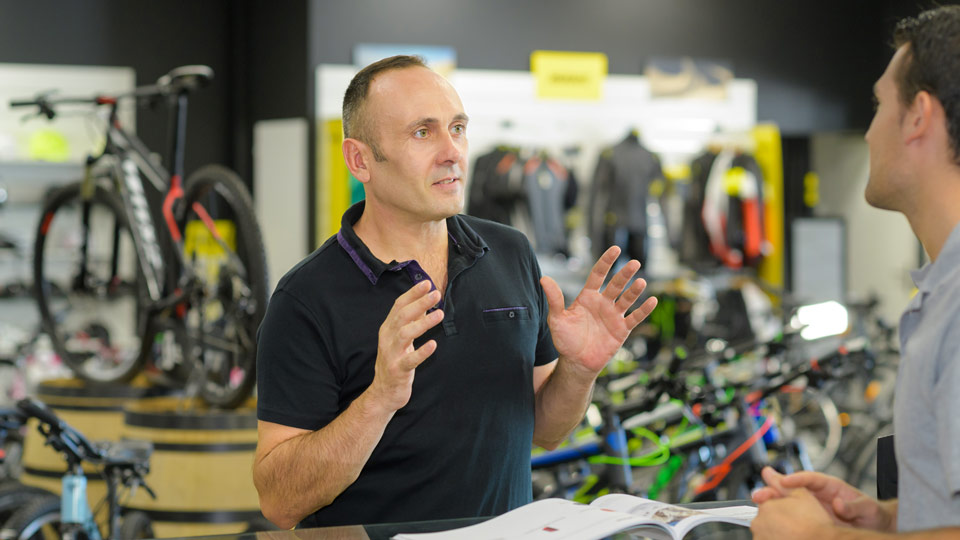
[253,391,395,529]
[821,526,960,540]
[533,357,597,449]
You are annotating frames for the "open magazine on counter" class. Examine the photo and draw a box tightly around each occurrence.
[392,494,756,540]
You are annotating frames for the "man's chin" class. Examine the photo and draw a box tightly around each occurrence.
[435,200,464,218]
[864,185,895,211]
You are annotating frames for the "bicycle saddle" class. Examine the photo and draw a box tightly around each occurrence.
[157,65,214,93]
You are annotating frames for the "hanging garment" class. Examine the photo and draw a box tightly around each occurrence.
[519,154,571,255]
[701,149,766,269]
[681,150,719,267]
[588,134,663,264]
[467,147,521,225]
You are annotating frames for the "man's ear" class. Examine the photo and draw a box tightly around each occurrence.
[903,90,937,146]
[342,138,371,183]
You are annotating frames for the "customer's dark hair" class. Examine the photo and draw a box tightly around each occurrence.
[894,6,960,164]
[342,55,427,162]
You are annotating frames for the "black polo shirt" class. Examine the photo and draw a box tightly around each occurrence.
[256,201,558,527]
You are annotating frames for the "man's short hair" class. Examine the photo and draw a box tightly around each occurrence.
[894,6,960,164]
[342,55,427,162]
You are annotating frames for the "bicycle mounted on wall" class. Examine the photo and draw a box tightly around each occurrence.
[10,65,268,408]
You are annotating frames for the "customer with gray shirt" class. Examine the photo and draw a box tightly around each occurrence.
[751,6,960,539]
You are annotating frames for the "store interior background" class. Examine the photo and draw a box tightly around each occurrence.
[0,0,944,332]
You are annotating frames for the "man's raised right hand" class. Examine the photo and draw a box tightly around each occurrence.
[367,280,444,412]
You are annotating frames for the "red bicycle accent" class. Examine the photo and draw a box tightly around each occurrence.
[163,174,184,242]
[192,201,224,242]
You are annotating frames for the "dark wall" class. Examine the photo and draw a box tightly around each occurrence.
[1,0,951,179]
[0,0,234,176]
[233,0,310,186]
[308,0,895,134]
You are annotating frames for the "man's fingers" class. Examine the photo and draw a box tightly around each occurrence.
[540,276,566,316]
[779,471,834,492]
[615,277,647,311]
[394,280,434,309]
[397,309,444,343]
[751,487,780,504]
[760,466,789,495]
[602,259,641,301]
[624,296,658,328]
[393,289,442,327]
[833,495,873,521]
[400,339,437,371]
[583,246,621,291]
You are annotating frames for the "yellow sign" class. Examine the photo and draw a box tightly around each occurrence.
[530,50,607,100]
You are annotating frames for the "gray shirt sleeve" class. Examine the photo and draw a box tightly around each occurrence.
[934,320,960,497]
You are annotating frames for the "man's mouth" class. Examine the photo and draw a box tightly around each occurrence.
[434,177,458,185]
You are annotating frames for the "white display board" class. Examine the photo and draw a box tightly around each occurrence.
[0,63,136,164]
[315,64,757,272]
[253,118,309,294]
[316,64,756,181]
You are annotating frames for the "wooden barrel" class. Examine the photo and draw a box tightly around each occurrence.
[21,376,169,529]
[121,396,263,538]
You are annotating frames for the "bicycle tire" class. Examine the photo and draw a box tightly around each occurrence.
[0,482,55,525]
[1,492,61,540]
[118,510,154,539]
[33,182,148,383]
[770,387,842,471]
[175,165,268,408]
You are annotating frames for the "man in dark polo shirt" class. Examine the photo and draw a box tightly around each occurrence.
[253,55,658,529]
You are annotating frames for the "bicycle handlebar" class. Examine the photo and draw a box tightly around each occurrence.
[9,64,214,120]
[16,398,104,464]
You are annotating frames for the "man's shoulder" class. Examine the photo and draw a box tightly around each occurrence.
[458,214,530,248]
[273,234,347,294]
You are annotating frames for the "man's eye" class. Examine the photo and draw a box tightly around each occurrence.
[452,124,465,135]
[415,128,429,138]
[872,95,880,111]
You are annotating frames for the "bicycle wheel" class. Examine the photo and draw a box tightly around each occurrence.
[0,482,55,525]
[118,510,154,539]
[33,182,147,383]
[175,165,268,408]
[1,492,61,540]
[769,386,842,471]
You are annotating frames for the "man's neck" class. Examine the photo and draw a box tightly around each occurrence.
[353,202,449,264]
[904,170,960,262]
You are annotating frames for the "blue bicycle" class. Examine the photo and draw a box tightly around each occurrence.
[0,399,154,540]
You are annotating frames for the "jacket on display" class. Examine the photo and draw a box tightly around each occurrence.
[588,133,663,264]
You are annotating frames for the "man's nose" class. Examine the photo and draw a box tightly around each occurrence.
[437,130,464,164]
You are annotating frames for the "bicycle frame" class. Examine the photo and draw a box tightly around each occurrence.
[81,91,211,313]
[62,468,102,540]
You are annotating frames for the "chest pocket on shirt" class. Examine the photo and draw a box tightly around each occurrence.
[481,306,531,324]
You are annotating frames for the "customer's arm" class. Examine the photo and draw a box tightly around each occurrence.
[254,282,442,528]
[532,246,657,449]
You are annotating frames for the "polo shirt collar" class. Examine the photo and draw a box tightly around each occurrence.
[910,221,960,295]
[336,201,488,285]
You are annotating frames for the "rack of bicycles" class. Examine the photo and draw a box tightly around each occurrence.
[530,275,899,506]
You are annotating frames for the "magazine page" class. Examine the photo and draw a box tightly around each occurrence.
[393,498,652,540]
[590,493,756,539]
